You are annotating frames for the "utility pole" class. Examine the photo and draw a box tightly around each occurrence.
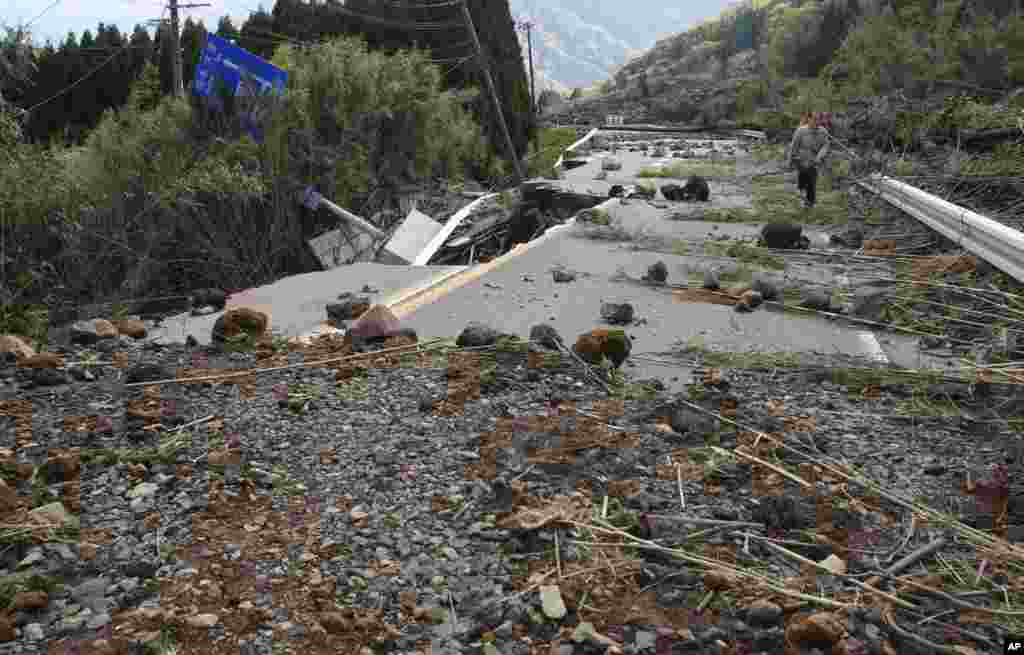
[460,0,525,184]
[167,0,211,97]
[519,19,540,156]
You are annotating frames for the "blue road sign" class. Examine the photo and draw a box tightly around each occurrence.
[193,34,288,141]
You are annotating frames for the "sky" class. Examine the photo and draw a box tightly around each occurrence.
[2,0,259,46]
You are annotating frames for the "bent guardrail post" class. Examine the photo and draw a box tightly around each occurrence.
[301,186,387,241]
[858,174,1024,284]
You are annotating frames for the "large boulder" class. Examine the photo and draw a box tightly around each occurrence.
[573,328,632,369]
[211,308,269,346]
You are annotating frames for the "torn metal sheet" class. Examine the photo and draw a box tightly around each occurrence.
[412,193,499,265]
[379,208,445,264]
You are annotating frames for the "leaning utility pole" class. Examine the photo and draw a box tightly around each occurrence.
[168,0,211,97]
[519,19,540,156]
[459,0,525,184]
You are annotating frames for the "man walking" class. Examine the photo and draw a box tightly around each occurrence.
[787,111,831,208]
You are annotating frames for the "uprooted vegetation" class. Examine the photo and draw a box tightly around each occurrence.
[0,34,516,336]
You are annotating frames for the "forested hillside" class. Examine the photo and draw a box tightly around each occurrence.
[556,0,1024,132]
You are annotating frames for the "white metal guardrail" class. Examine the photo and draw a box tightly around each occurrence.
[553,128,600,170]
[858,173,1024,284]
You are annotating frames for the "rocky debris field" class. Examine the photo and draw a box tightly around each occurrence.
[1,292,1024,655]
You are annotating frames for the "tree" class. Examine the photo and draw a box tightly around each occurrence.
[128,60,162,112]
[180,18,206,90]
[239,6,276,59]
[215,16,240,43]
[0,25,36,147]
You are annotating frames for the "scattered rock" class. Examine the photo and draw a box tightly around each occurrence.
[642,261,668,284]
[211,308,269,346]
[552,269,576,283]
[669,406,721,437]
[326,295,371,322]
[830,227,864,248]
[0,335,35,361]
[69,319,118,345]
[735,290,764,312]
[125,362,172,385]
[758,223,810,250]
[344,305,416,350]
[113,319,147,339]
[192,288,227,311]
[659,183,684,201]
[608,185,626,198]
[850,284,891,321]
[529,324,563,350]
[680,175,710,202]
[703,270,721,290]
[456,322,506,348]
[751,275,780,301]
[539,585,567,619]
[799,288,832,312]
[600,302,635,325]
[573,328,632,369]
[628,185,656,200]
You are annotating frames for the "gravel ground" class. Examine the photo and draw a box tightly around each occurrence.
[1,319,1022,655]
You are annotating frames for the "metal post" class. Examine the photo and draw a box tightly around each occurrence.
[526,22,539,157]
[169,0,182,96]
[459,0,524,184]
[168,0,210,97]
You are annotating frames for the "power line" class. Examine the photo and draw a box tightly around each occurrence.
[25,0,63,28]
[321,4,466,32]
[25,5,169,115]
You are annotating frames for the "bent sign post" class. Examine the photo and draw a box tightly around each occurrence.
[192,34,289,142]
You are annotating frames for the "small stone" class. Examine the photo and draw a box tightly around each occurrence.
[703,270,720,290]
[552,269,576,283]
[643,261,668,284]
[539,585,566,619]
[600,302,634,325]
[456,322,502,348]
[529,324,563,350]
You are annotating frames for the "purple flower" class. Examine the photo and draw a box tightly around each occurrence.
[226,432,242,449]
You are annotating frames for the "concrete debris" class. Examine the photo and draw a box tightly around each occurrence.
[573,328,632,369]
[642,261,668,284]
[529,323,564,350]
[552,269,576,283]
[759,223,810,250]
[600,302,635,325]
